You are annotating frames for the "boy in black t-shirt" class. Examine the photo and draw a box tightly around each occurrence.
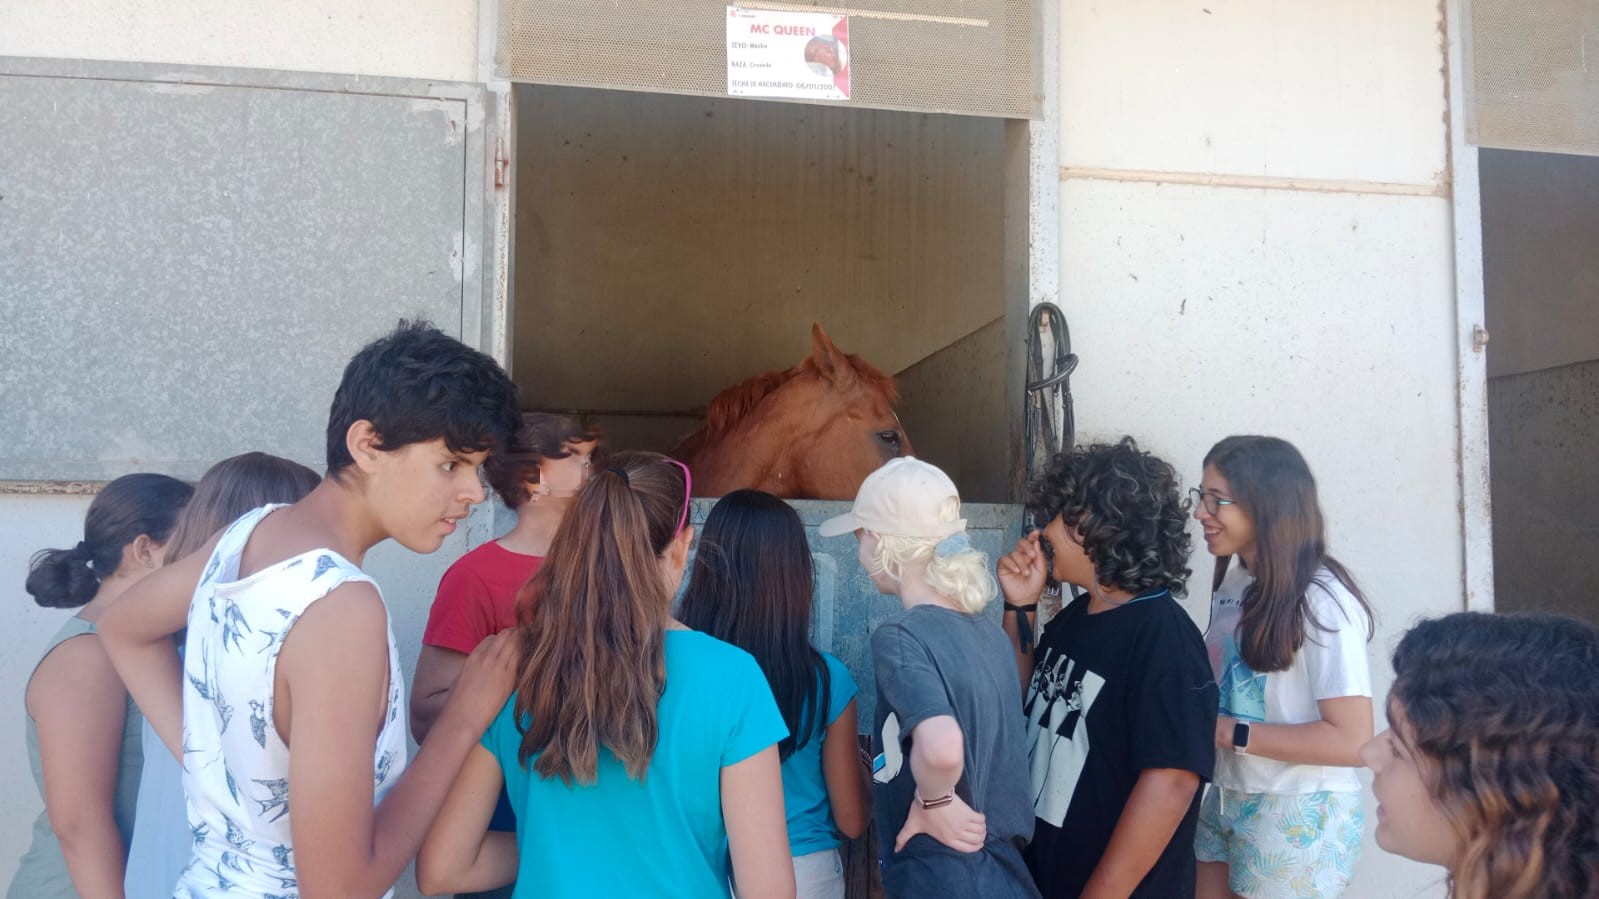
[998,438,1218,899]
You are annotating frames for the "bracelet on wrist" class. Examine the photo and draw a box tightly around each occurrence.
[917,791,956,810]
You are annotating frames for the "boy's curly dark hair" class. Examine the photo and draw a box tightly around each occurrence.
[1025,436,1192,598]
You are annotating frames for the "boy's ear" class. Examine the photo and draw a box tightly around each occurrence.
[346,420,384,474]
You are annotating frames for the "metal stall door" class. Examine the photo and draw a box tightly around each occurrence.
[0,60,500,898]
[0,58,497,483]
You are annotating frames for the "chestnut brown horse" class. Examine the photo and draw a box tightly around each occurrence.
[673,324,913,500]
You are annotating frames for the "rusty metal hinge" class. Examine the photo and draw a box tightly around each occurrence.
[494,137,508,188]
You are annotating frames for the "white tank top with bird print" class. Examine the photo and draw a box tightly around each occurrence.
[175,505,407,898]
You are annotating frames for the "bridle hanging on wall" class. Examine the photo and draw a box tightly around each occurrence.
[1014,301,1078,653]
[1025,301,1077,480]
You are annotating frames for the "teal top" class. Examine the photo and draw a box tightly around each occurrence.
[781,652,858,857]
[9,616,145,899]
[482,630,787,898]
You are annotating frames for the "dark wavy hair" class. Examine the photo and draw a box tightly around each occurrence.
[484,413,604,509]
[1390,612,1599,899]
[26,473,194,608]
[1205,435,1372,672]
[1025,436,1192,598]
[325,320,521,477]
[512,451,689,784]
[679,490,828,761]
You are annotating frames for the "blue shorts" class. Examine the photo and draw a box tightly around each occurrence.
[1194,785,1363,899]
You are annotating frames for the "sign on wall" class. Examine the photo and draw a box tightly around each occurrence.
[726,7,850,101]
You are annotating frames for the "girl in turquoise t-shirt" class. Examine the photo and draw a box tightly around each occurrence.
[417,453,795,899]
[679,490,870,899]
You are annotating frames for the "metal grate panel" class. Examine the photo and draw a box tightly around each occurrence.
[496,0,1039,118]
[1467,0,1599,156]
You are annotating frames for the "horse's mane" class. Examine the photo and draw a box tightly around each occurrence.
[683,353,898,448]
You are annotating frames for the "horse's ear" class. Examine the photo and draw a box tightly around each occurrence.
[809,322,856,388]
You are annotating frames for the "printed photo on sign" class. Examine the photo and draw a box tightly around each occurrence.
[726,6,851,101]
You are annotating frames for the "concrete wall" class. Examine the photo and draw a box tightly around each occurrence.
[0,0,479,82]
[1488,361,1599,619]
[1056,0,1463,895]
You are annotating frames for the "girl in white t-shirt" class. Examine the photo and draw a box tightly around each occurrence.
[1190,436,1375,899]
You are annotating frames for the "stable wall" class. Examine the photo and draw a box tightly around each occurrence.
[1056,1,1463,896]
[0,0,478,82]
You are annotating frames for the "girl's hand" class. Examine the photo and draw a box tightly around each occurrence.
[1215,715,1236,750]
[997,533,1048,606]
[894,793,986,854]
[442,630,518,736]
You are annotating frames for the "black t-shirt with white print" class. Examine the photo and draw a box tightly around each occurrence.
[1021,592,1218,899]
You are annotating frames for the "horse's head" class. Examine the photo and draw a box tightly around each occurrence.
[677,324,914,500]
[782,324,914,499]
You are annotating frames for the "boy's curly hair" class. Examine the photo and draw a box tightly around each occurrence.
[1024,436,1192,597]
[1391,612,1599,899]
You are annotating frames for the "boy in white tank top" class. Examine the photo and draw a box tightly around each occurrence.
[101,321,524,898]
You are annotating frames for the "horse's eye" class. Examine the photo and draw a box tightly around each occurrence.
[878,430,901,449]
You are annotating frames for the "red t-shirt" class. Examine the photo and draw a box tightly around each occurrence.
[421,540,543,654]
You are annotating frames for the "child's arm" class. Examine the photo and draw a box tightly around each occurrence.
[409,645,469,743]
[415,745,517,895]
[283,585,515,898]
[30,637,134,898]
[721,745,795,898]
[1216,695,1373,766]
[99,531,221,757]
[1079,768,1200,899]
[997,533,1048,691]
[821,699,868,839]
[891,715,987,854]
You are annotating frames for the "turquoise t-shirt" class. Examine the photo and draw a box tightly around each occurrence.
[482,630,788,898]
[781,652,859,857]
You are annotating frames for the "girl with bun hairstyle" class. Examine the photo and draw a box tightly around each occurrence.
[10,473,193,899]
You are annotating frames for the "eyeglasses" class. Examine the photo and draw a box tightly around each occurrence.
[1188,487,1236,517]
[667,458,693,537]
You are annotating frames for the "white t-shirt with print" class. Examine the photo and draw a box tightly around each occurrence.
[1205,560,1372,794]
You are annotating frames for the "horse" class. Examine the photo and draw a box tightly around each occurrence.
[673,324,913,500]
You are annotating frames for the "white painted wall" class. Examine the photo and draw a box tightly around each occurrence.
[1057,1,1464,896]
[0,0,479,82]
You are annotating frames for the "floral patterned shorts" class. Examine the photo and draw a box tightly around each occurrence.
[1194,785,1364,899]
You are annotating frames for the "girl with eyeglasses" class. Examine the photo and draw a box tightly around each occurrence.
[416,451,796,898]
[1191,436,1375,899]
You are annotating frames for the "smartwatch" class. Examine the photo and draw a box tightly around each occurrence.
[1233,721,1251,755]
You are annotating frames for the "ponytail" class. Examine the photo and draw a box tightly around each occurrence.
[513,451,688,783]
[26,473,192,608]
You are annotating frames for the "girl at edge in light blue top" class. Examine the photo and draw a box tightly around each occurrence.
[417,452,797,899]
[679,489,870,899]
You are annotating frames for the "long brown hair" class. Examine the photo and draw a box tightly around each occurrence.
[1205,436,1372,672]
[1390,613,1599,899]
[164,452,321,563]
[512,451,688,783]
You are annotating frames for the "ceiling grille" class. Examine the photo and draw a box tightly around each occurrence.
[496,0,1040,118]
[1467,0,1599,156]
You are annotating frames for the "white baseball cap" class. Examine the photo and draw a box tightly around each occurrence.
[817,457,967,540]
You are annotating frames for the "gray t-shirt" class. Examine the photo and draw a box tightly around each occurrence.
[871,604,1035,861]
